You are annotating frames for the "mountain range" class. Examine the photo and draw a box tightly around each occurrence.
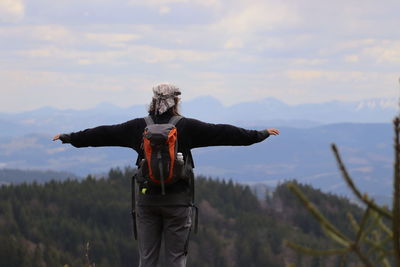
[0,96,396,137]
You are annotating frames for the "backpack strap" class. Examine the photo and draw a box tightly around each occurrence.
[131,174,138,240]
[168,115,182,126]
[144,116,154,126]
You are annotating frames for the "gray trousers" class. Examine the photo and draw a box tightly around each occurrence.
[137,205,192,267]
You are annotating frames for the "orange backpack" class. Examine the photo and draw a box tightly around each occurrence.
[137,116,186,194]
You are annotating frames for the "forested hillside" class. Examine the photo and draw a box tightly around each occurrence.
[0,168,363,266]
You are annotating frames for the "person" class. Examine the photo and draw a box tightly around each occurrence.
[53,83,280,267]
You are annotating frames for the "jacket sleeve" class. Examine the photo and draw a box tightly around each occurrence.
[68,118,142,149]
[186,118,270,148]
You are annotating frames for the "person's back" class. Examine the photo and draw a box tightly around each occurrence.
[53,83,280,267]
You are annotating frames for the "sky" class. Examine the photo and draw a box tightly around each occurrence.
[0,0,399,112]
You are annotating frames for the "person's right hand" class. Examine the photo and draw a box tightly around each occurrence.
[53,133,71,143]
[53,134,61,141]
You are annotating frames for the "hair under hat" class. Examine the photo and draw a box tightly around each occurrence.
[151,83,181,115]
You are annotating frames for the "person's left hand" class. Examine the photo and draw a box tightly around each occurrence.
[267,128,280,136]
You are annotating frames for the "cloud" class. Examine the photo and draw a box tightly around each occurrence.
[158,6,171,14]
[30,25,74,42]
[14,41,220,68]
[362,40,400,63]
[290,58,327,66]
[217,1,298,33]
[85,33,141,47]
[128,0,221,9]
[286,70,324,80]
[214,1,299,50]
[329,39,400,64]
[17,47,95,62]
[223,39,243,49]
[131,45,219,63]
[282,69,399,104]
[0,0,25,23]
[344,55,359,63]
[285,69,394,84]
[0,25,144,54]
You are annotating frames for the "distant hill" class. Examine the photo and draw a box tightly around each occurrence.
[0,96,396,137]
[0,168,362,266]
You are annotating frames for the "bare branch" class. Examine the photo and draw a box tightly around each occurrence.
[355,207,371,244]
[287,183,351,246]
[331,144,392,219]
[392,117,400,266]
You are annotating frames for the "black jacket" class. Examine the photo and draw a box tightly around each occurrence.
[64,112,270,205]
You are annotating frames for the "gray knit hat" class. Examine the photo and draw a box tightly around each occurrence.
[151,83,181,114]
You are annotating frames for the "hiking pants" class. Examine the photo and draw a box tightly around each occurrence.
[137,205,192,267]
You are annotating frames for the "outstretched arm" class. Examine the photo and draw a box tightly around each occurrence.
[52,118,143,149]
[186,118,280,148]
